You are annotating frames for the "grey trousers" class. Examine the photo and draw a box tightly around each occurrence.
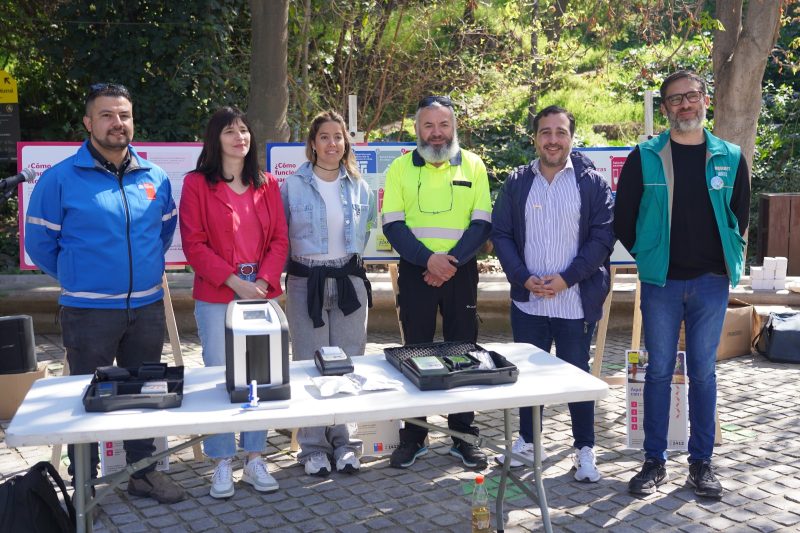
[286,266,367,461]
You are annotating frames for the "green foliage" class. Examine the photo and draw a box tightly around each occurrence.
[8,0,251,142]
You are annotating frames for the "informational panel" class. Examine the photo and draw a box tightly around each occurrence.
[17,142,202,269]
[577,147,634,264]
[269,143,635,264]
[268,142,415,262]
[626,349,689,451]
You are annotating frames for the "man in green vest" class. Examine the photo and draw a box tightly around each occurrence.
[382,95,492,470]
[615,70,750,500]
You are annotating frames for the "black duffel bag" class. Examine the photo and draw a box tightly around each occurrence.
[754,312,800,363]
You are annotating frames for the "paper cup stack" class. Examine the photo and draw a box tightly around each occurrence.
[750,257,788,290]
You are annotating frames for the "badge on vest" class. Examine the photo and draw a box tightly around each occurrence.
[710,176,724,190]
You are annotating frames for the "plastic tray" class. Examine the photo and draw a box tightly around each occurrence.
[82,364,184,412]
[384,342,518,391]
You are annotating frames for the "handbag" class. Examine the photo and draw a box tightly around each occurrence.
[754,312,800,363]
[0,461,76,533]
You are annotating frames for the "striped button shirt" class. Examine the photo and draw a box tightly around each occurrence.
[514,158,584,319]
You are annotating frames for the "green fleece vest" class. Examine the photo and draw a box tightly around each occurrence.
[632,129,744,287]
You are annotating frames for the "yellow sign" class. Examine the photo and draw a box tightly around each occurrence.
[0,70,19,104]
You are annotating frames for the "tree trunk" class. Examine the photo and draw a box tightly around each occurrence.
[712,0,784,166]
[527,0,540,134]
[248,0,289,163]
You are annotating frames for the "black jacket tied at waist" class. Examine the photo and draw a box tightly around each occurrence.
[287,255,373,328]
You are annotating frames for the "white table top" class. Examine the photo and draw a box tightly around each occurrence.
[6,343,608,447]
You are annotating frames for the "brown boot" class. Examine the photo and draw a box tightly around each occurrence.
[127,470,186,503]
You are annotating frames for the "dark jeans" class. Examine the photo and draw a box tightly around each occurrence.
[510,304,596,449]
[397,258,479,445]
[61,301,166,479]
[640,273,729,463]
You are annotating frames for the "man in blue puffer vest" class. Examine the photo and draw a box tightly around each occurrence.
[615,70,750,500]
[25,83,184,504]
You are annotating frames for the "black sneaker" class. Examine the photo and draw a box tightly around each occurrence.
[688,461,723,499]
[628,458,668,495]
[389,441,428,469]
[449,441,488,469]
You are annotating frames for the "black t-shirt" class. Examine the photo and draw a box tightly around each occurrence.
[614,139,750,280]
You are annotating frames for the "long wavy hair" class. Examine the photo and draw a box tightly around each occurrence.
[305,111,361,179]
[194,106,264,187]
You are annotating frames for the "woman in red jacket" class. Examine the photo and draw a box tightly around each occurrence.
[179,106,288,499]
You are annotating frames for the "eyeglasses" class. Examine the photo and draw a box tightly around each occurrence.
[417,167,454,214]
[664,90,704,107]
[417,95,453,109]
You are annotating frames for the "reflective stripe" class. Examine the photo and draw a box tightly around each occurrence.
[471,209,491,222]
[61,283,162,300]
[382,211,405,224]
[26,215,61,231]
[162,208,177,222]
[410,227,464,240]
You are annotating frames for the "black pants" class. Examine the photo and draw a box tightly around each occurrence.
[61,301,165,479]
[397,258,479,445]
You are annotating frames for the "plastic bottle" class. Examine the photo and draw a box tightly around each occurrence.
[471,474,491,533]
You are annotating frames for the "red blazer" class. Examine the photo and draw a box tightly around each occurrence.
[179,171,289,303]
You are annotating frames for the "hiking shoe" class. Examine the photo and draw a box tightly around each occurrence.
[628,458,668,495]
[127,470,186,503]
[335,451,361,474]
[242,457,279,493]
[494,436,538,468]
[688,461,723,500]
[389,441,428,469]
[449,441,488,469]
[209,458,234,499]
[572,446,601,482]
[303,451,331,476]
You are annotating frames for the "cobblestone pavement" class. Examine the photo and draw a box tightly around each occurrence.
[2,327,799,533]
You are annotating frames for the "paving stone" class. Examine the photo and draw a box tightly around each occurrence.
[147,513,182,528]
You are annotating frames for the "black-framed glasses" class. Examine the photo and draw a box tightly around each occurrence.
[664,90,704,107]
[416,167,454,214]
[417,95,453,109]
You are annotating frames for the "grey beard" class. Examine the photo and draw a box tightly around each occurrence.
[417,134,460,163]
[668,114,704,134]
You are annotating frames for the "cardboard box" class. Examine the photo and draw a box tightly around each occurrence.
[354,420,402,457]
[679,300,757,360]
[0,363,48,420]
[100,437,170,475]
[626,350,688,450]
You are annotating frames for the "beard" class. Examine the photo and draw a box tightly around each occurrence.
[92,128,132,152]
[666,108,705,134]
[417,132,460,164]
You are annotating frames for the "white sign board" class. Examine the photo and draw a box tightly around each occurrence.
[626,349,689,451]
[17,142,202,269]
[268,143,635,264]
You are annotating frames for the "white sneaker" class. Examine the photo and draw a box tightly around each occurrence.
[335,450,361,474]
[303,451,331,476]
[573,446,601,482]
[210,458,234,498]
[242,457,279,492]
[494,436,547,468]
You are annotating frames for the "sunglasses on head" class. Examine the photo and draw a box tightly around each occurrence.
[417,95,453,109]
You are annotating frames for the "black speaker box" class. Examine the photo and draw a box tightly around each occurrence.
[0,315,37,374]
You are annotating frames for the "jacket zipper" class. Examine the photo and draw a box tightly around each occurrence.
[115,171,134,316]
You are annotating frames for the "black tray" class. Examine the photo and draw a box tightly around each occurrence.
[83,364,184,412]
[384,342,518,391]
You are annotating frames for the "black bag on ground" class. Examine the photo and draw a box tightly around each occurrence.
[0,461,76,533]
[754,312,800,363]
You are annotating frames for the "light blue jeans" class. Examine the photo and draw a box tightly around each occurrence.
[195,300,267,458]
[640,273,729,464]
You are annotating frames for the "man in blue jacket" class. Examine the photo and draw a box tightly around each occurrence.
[615,70,750,500]
[491,105,614,481]
[25,83,184,504]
